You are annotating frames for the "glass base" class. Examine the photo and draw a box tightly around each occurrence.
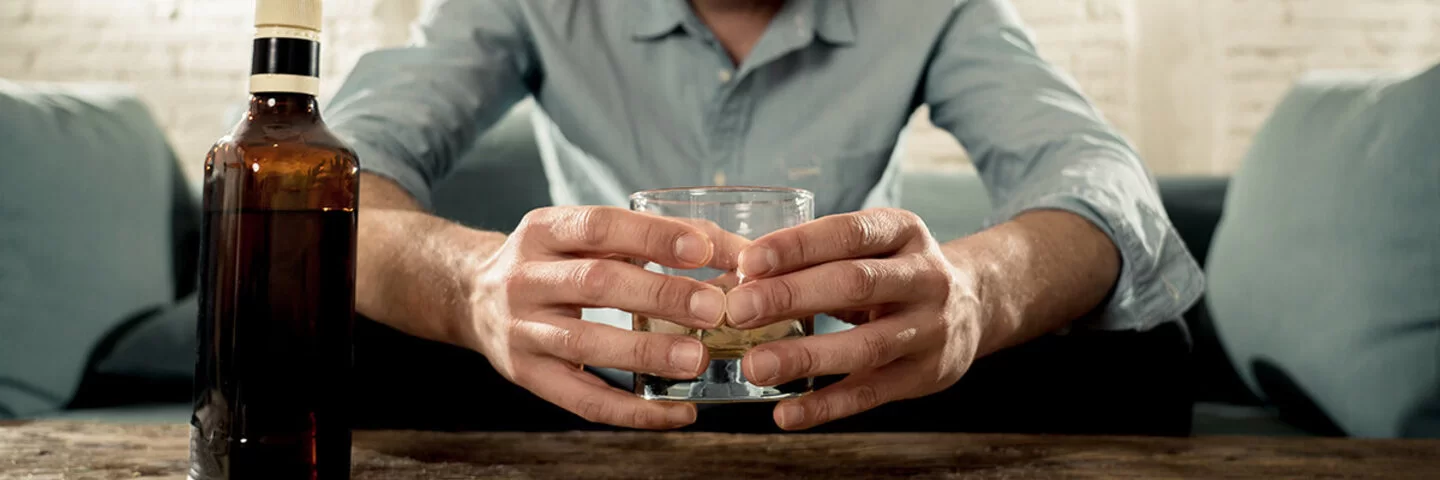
[636,357,813,403]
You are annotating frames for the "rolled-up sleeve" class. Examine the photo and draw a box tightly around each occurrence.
[924,0,1204,330]
[324,0,536,208]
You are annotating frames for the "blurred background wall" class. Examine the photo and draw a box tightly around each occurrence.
[1,0,1437,181]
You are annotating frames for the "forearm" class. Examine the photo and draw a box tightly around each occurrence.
[941,209,1120,358]
[356,173,506,348]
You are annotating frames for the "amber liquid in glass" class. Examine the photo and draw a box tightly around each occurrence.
[633,313,814,402]
[188,93,358,480]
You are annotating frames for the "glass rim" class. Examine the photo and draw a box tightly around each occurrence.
[629,186,813,205]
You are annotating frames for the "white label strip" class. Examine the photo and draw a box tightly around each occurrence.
[254,26,320,41]
[249,74,320,95]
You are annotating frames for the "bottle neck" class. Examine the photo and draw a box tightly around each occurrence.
[249,29,321,97]
[247,93,321,122]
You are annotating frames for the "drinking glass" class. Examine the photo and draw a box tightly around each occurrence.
[630,187,815,402]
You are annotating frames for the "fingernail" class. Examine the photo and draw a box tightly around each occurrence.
[667,406,696,426]
[669,341,705,374]
[689,288,726,327]
[747,350,780,385]
[674,234,710,265]
[739,247,777,277]
[725,289,763,327]
[776,403,804,429]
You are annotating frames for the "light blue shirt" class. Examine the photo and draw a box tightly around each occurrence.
[326,0,1204,331]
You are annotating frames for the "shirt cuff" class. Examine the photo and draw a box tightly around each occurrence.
[340,133,436,210]
[987,185,1206,332]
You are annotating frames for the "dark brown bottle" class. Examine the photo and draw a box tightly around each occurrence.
[189,1,358,479]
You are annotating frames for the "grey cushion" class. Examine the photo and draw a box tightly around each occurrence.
[1207,67,1440,438]
[0,81,178,418]
[898,168,991,242]
[432,100,550,231]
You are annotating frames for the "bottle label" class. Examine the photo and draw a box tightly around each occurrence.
[250,32,320,95]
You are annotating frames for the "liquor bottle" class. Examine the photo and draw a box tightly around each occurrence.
[188,0,358,478]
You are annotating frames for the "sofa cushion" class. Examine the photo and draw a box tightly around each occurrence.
[0,81,178,418]
[432,100,550,231]
[1206,67,1440,438]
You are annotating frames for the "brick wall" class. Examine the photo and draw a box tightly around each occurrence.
[0,0,418,177]
[2,0,1438,179]
[1212,0,1440,170]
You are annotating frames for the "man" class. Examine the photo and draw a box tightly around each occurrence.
[326,0,1203,434]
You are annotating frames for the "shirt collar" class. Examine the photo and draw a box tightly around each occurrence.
[629,1,689,41]
[629,0,855,46]
[811,0,856,46]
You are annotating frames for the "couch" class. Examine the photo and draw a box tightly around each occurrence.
[5,66,1435,437]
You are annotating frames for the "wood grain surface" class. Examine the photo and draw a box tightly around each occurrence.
[2,421,1438,479]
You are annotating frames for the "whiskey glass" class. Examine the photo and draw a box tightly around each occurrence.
[630,187,814,402]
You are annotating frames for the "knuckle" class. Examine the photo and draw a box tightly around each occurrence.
[500,268,533,298]
[839,261,879,302]
[651,276,694,316]
[807,397,832,424]
[551,324,586,361]
[574,208,615,248]
[791,345,819,377]
[630,335,669,371]
[572,260,614,303]
[515,207,553,233]
[841,214,876,254]
[573,394,611,424]
[850,383,883,412]
[629,406,662,429]
[763,233,803,268]
[886,208,929,238]
[501,316,527,341]
[638,220,671,260]
[767,278,800,315]
[856,330,894,369]
[884,207,923,226]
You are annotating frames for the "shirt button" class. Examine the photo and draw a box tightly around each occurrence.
[713,170,727,186]
[718,69,732,83]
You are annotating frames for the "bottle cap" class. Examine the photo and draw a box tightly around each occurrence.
[255,0,322,32]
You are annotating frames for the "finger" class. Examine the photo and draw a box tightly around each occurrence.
[704,271,741,291]
[725,256,941,328]
[826,309,877,326]
[738,208,928,278]
[673,217,753,271]
[519,258,726,328]
[773,361,920,431]
[522,358,698,430]
[742,314,938,386]
[516,314,709,379]
[526,206,713,269]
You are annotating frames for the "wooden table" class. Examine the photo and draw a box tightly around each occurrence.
[3,421,1438,479]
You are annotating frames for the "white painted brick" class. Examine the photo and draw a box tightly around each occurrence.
[29,0,164,24]
[5,0,1440,177]
[0,50,29,72]
[1012,0,1087,24]
[178,0,251,21]
[0,0,31,22]
[1085,0,1128,22]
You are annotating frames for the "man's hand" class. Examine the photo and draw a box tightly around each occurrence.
[464,206,732,430]
[724,208,984,430]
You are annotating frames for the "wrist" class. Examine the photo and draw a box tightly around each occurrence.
[357,207,505,351]
[939,227,1021,358]
[443,225,508,353]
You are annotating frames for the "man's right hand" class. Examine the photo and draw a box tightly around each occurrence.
[461,206,728,430]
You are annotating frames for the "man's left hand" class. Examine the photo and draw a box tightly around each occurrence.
[724,208,984,430]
